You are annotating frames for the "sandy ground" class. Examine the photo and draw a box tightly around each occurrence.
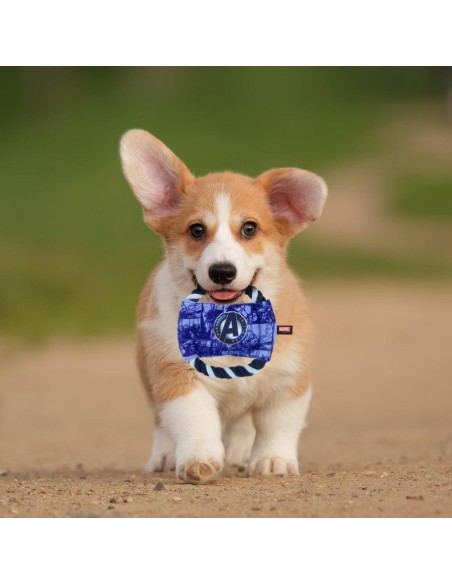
[1,282,452,517]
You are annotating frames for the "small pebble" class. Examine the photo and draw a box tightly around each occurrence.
[109,498,117,504]
[108,505,115,510]
[154,481,165,492]
[124,496,133,503]
[172,497,182,502]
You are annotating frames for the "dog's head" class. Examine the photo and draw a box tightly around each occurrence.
[120,130,327,302]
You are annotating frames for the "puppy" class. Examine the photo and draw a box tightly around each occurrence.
[120,130,327,484]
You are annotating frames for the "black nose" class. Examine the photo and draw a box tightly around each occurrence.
[208,262,237,285]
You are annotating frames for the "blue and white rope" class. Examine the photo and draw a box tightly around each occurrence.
[184,285,267,379]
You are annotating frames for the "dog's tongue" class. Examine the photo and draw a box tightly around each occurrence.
[210,290,239,301]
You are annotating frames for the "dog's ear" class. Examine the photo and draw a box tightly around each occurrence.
[257,168,327,236]
[120,129,194,232]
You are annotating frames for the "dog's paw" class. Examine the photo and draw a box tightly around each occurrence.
[146,452,176,473]
[248,457,299,476]
[177,456,223,484]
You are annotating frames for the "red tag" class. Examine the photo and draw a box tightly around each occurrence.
[277,325,293,335]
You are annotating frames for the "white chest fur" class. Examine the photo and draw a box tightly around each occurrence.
[141,262,304,422]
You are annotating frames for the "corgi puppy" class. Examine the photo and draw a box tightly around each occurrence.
[120,130,327,484]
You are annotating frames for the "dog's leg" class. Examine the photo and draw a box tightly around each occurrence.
[223,413,256,467]
[145,425,176,473]
[248,386,312,476]
[160,385,224,484]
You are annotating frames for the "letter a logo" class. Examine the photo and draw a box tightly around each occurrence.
[220,313,239,342]
[214,311,247,345]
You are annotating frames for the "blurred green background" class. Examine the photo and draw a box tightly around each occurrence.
[1,67,451,341]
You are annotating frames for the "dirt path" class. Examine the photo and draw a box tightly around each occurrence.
[1,282,452,517]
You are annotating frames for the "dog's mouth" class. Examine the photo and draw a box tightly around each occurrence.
[191,272,258,304]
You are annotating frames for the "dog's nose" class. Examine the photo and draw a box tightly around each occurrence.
[209,262,237,285]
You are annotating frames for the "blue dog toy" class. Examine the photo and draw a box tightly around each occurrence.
[178,286,277,379]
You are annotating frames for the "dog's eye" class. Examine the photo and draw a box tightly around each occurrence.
[189,223,206,240]
[241,221,258,239]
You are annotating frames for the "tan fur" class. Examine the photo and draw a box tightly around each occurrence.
[267,268,315,399]
[161,172,278,256]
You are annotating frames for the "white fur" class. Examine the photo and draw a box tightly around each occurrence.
[146,426,175,472]
[249,386,312,475]
[159,385,225,482]
[223,413,256,466]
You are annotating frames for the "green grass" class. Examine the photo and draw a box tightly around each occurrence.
[0,67,447,340]
[288,240,452,279]
[391,174,452,219]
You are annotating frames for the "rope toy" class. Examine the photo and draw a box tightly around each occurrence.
[177,286,277,379]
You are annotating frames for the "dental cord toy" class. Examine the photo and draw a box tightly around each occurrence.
[178,286,286,379]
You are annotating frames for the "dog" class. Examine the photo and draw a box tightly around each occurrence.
[119,129,327,484]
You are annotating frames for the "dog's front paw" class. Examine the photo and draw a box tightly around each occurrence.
[177,455,223,484]
[248,457,299,476]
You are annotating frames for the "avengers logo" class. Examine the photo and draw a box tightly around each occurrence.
[214,311,248,345]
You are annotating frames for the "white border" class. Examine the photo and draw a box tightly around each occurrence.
[1,1,451,581]
[0,518,450,583]
[1,1,452,65]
